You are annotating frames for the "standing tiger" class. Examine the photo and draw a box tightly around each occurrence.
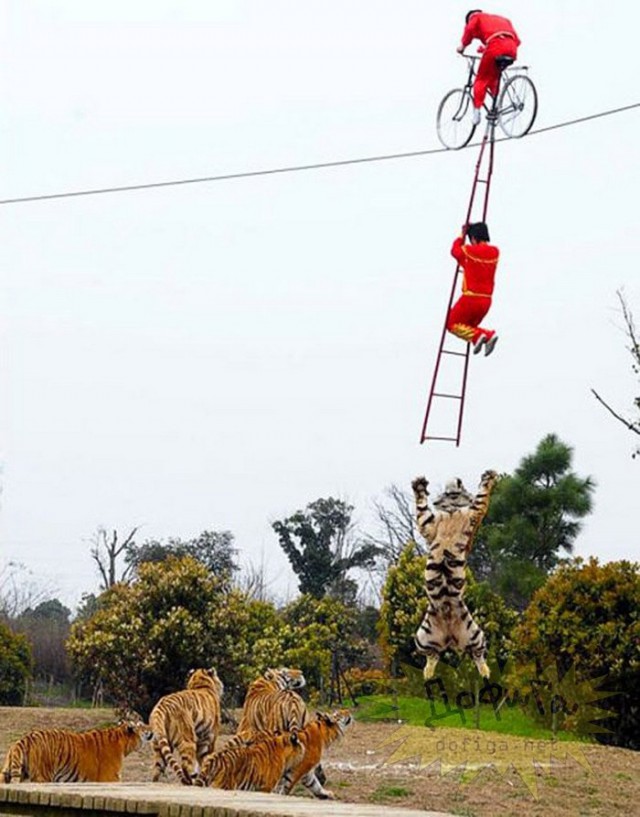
[1,720,151,783]
[236,667,308,736]
[149,666,223,785]
[278,709,352,799]
[412,470,498,680]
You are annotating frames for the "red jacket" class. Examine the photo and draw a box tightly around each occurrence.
[460,13,521,50]
[451,236,499,297]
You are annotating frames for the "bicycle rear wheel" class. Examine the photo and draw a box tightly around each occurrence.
[436,88,476,149]
[497,75,538,138]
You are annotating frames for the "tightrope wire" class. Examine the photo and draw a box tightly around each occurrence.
[0,101,638,206]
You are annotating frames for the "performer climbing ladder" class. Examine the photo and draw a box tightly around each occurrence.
[419,114,497,446]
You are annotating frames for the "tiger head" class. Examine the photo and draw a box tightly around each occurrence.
[320,708,353,736]
[264,667,306,690]
[433,478,474,511]
[186,667,224,696]
[117,712,154,743]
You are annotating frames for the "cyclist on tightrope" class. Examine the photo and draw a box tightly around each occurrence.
[447,222,499,357]
[457,10,521,126]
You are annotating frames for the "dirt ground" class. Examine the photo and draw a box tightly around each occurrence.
[1,706,639,817]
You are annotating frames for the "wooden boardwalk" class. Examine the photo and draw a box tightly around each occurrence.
[0,783,455,817]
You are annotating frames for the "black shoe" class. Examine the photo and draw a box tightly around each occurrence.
[472,336,486,355]
[484,334,499,356]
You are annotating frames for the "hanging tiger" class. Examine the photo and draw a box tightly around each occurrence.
[236,667,308,736]
[412,470,498,680]
[277,709,353,800]
[148,666,223,785]
[193,729,303,792]
[1,719,152,783]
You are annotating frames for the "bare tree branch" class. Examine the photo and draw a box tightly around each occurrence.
[591,291,640,453]
[363,483,420,568]
[90,526,139,590]
[239,555,274,602]
[591,388,640,435]
[0,562,54,620]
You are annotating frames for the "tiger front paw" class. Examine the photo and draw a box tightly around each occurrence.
[481,469,498,483]
[412,476,429,496]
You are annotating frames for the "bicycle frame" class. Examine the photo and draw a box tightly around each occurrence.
[459,53,531,121]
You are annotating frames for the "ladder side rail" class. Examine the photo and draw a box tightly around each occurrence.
[419,261,462,443]
[420,121,497,445]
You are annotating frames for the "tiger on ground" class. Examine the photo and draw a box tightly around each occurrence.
[193,729,303,792]
[412,469,498,680]
[235,666,328,790]
[195,709,351,798]
[235,667,308,736]
[1,719,151,783]
[277,709,353,799]
[148,666,223,785]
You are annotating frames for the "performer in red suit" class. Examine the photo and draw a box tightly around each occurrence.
[457,10,521,124]
[447,222,499,356]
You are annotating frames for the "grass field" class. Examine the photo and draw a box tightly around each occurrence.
[1,705,639,817]
[356,694,580,741]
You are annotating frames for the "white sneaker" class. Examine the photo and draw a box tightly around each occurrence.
[472,107,481,126]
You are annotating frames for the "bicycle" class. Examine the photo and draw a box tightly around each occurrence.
[436,53,538,150]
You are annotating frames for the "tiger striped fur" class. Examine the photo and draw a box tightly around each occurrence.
[1,720,151,783]
[278,709,352,800]
[193,730,303,792]
[235,667,329,787]
[236,668,308,735]
[149,666,223,785]
[412,470,498,680]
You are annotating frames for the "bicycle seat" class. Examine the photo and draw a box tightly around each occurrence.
[495,55,515,71]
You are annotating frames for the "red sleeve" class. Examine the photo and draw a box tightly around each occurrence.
[451,236,465,263]
[460,19,476,48]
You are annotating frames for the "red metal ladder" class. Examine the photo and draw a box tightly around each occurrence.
[419,118,497,446]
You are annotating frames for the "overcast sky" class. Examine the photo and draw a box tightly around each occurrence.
[1,0,638,610]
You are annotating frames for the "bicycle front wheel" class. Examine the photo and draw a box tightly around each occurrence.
[497,75,538,138]
[436,88,476,149]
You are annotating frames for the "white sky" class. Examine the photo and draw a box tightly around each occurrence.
[1,0,639,610]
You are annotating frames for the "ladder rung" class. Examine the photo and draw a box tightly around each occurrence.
[442,349,467,358]
[424,435,459,442]
[433,392,463,400]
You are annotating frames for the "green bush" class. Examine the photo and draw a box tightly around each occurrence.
[343,668,395,697]
[67,556,260,716]
[0,621,32,705]
[513,557,640,749]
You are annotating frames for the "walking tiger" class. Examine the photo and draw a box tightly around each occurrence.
[1,719,151,783]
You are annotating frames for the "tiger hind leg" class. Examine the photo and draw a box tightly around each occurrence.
[415,606,445,680]
[473,651,490,678]
[176,738,198,785]
[458,604,490,678]
[301,769,335,800]
[424,654,440,680]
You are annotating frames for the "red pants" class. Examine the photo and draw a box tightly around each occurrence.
[473,38,518,109]
[447,295,493,343]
